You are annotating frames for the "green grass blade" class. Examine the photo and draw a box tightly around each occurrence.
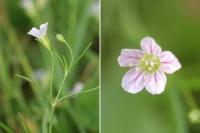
[18,113,32,133]
[0,122,13,133]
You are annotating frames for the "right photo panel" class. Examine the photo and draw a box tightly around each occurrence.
[102,0,200,133]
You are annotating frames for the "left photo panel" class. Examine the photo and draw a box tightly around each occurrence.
[0,0,99,133]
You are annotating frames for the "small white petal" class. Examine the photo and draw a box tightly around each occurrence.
[122,68,145,94]
[28,22,48,39]
[118,49,143,67]
[159,51,181,74]
[140,36,161,55]
[90,1,99,17]
[71,82,84,94]
[21,0,33,10]
[28,27,41,38]
[40,22,48,37]
[145,71,167,95]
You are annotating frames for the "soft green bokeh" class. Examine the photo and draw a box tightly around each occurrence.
[0,0,99,132]
[102,0,200,133]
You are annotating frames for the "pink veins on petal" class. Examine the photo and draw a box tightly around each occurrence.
[118,36,181,95]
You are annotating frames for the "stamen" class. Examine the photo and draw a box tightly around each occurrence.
[128,63,134,67]
[139,54,160,73]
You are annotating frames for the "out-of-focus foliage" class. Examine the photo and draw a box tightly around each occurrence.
[0,0,99,133]
[102,0,200,133]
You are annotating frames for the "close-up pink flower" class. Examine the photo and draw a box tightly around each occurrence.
[118,36,182,95]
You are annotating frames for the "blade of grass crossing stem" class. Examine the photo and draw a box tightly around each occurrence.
[18,113,32,133]
[15,74,33,83]
[15,74,51,104]
[0,122,13,133]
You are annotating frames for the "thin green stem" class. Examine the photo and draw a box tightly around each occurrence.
[48,68,71,133]
[55,70,70,103]
[49,105,55,133]
[53,51,66,71]
[63,40,74,65]
[50,51,54,99]
[48,39,92,133]
[58,86,99,103]
[72,42,92,67]
[56,34,74,67]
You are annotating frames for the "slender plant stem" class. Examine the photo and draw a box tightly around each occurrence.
[72,42,92,68]
[48,67,71,133]
[58,87,99,103]
[55,70,70,103]
[49,105,55,133]
[63,40,74,65]
[48,37,92,133]
[50,51,54,99]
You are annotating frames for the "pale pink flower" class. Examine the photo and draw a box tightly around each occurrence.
[118,36,181,95]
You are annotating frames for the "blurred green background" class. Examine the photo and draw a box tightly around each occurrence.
[0,0,99,133]
[102,0,200,133]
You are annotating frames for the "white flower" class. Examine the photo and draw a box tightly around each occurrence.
[33,69,46,81]
[21,0,33,9]
[70,82,84,95]
[28,22,48,39]
[90,0,99,17]
[21,0,36,17]
[118,36,181,95]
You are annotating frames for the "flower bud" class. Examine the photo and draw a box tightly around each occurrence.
[56,34,66,43]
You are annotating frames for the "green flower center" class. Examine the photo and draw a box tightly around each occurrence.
[139,54,161,73]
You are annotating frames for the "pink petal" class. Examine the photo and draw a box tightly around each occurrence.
[118,49,143,67]
[159,51,181,74]
[122,68,145,94]
[140,36,161,54]
[145,71,167,95]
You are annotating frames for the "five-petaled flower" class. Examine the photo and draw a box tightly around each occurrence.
[118,36,181,95]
